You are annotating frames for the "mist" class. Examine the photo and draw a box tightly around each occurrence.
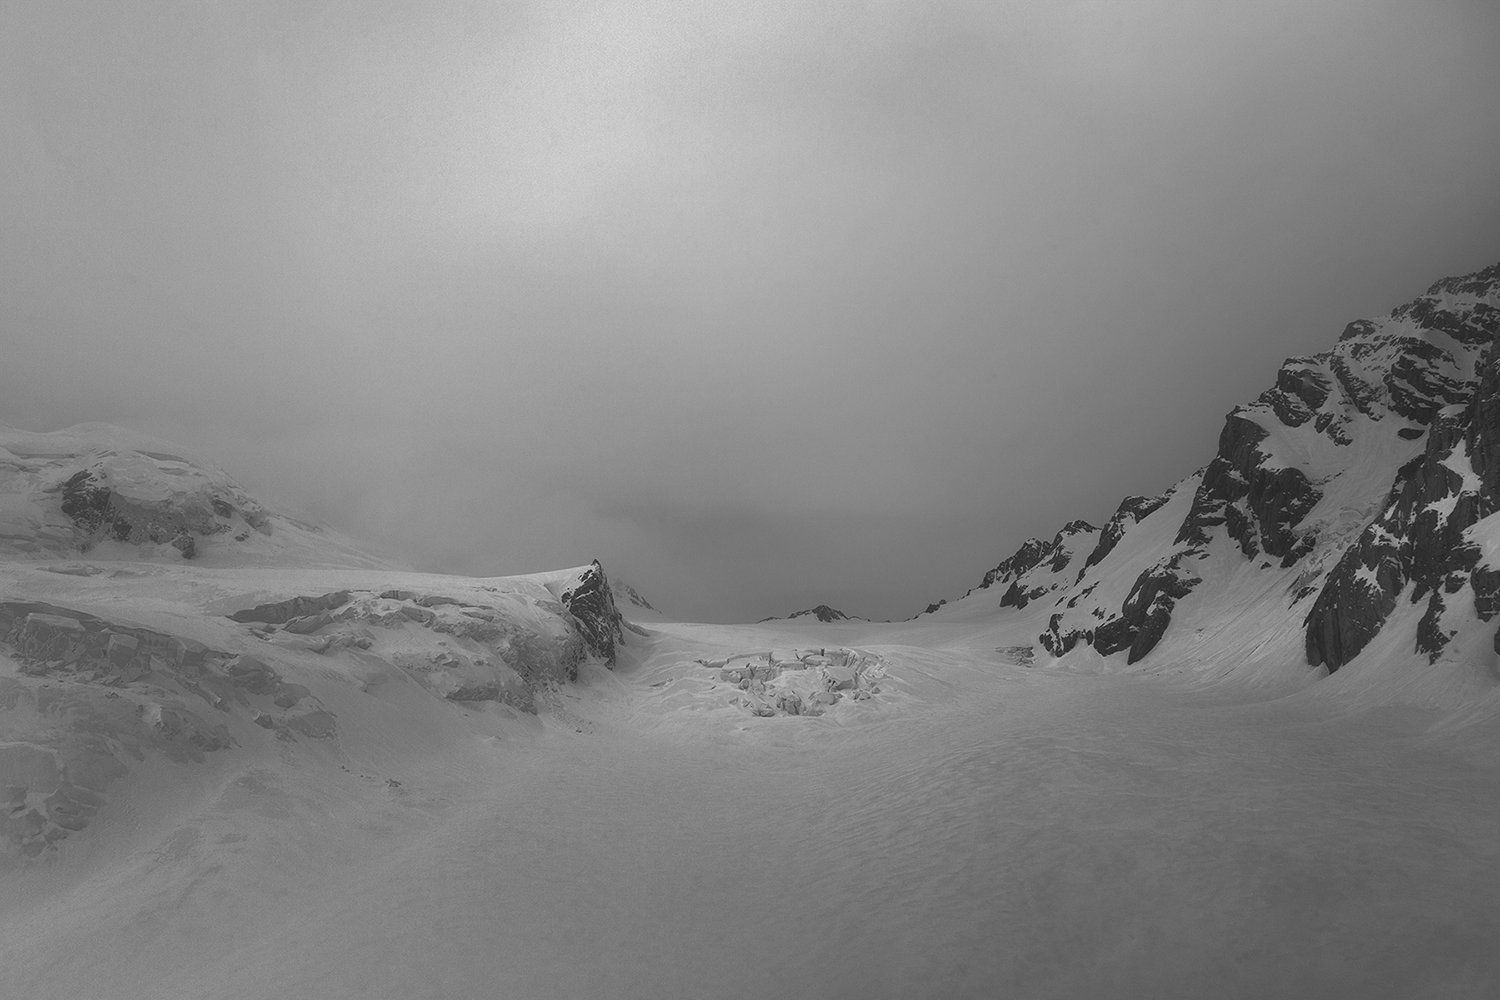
[3,0,1498,621]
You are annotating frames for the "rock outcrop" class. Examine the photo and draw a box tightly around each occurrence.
[554,560,625,664]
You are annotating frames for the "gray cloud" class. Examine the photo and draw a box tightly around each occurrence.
[3,0,1499,620]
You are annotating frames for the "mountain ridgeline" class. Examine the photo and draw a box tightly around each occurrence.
[933,261,1500,676]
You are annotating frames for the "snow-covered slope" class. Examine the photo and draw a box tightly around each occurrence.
[929,260,1500,702]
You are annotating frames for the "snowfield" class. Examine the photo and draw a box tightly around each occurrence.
[3,568,1498,1000]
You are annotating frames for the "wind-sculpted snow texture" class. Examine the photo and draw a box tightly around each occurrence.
[936,262,1500,675]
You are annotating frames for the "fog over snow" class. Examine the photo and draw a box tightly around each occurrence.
[3,0,1499,621]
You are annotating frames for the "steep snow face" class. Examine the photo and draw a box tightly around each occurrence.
[962,261,1500,679]
[0,424,386,569]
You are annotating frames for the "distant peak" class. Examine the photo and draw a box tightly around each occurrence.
[610,577,658,613]
[759,604,862,624]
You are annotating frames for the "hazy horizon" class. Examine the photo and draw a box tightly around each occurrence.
[4,1,1499,621]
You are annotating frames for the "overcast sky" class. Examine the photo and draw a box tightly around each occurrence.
[3,1,1499,621]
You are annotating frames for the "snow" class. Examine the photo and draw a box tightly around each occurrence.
[1442,438,1484,496]
[2,413,1500,996]
[2,559,1499,998]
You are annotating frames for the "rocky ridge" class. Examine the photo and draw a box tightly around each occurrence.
[930,261,1500,678]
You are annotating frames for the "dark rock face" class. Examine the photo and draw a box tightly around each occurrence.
[1306,319,1500,670]
[557,560,625,664]
[1117,556,1203,663]
[1178,415,1320,563]
[1018,259,1500,671]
